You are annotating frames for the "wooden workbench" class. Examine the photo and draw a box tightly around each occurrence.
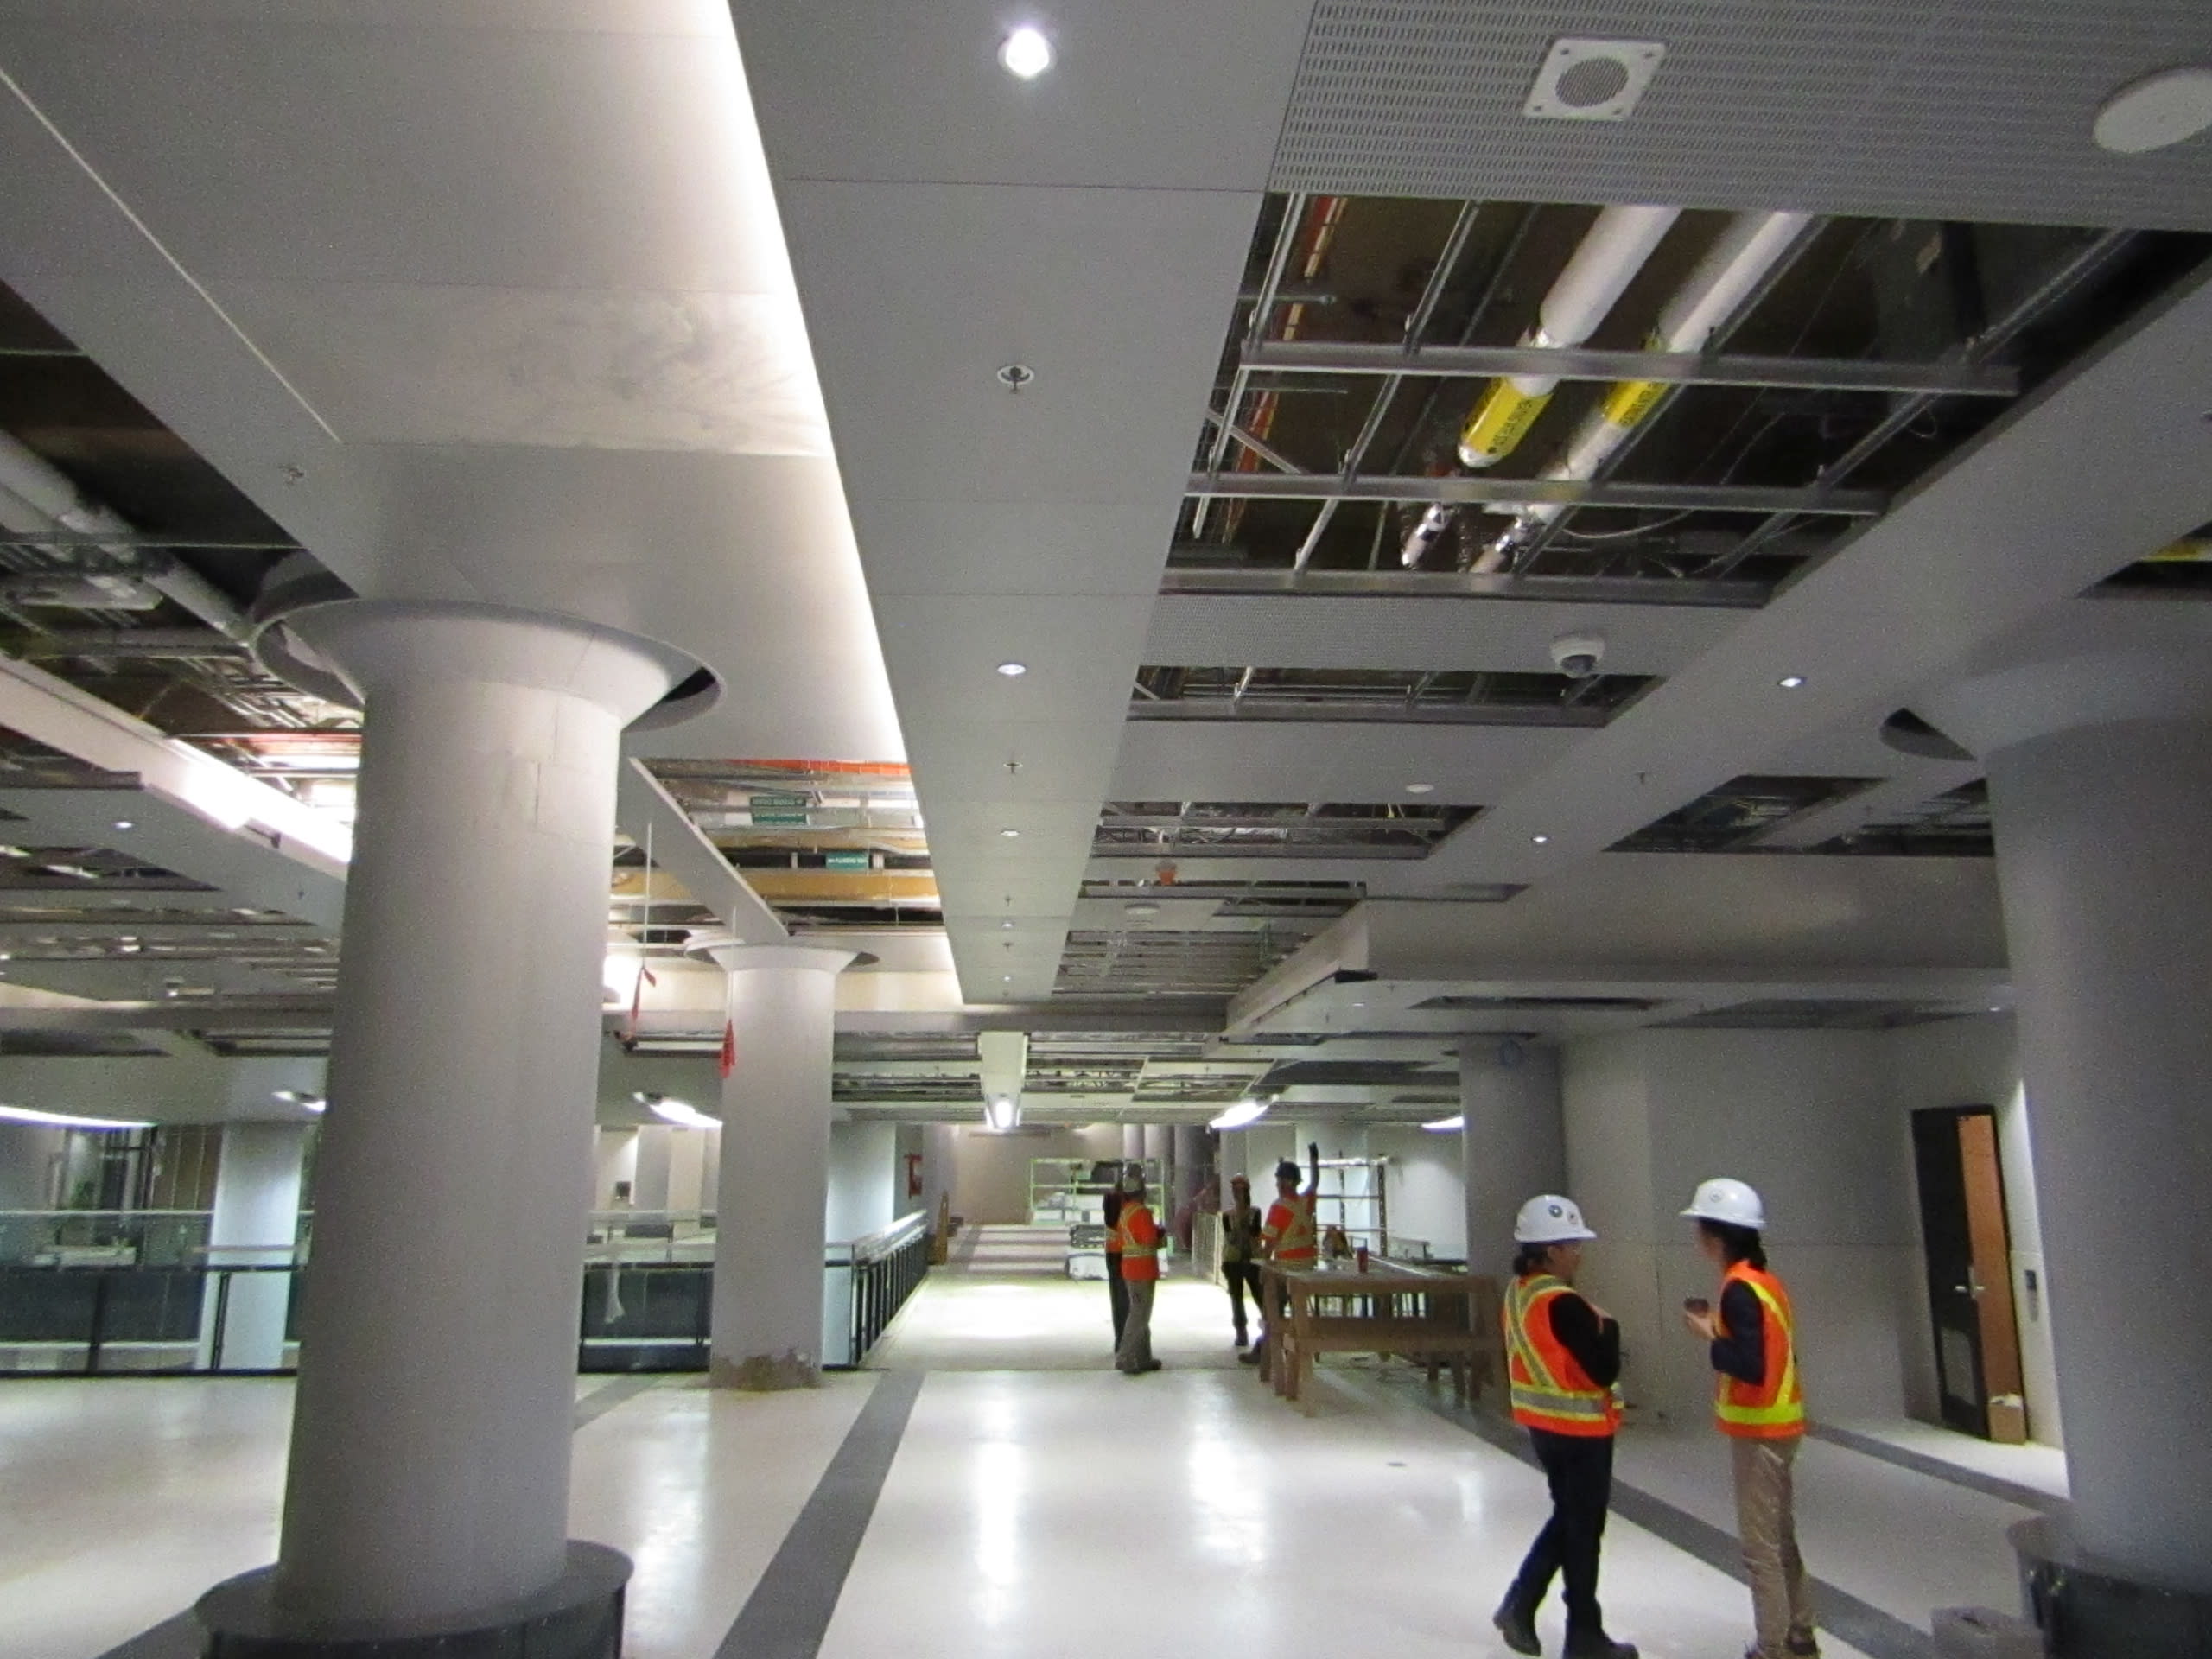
[1258,1260,1501,1412]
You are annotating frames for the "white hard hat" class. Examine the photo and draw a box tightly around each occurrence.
[1515,1193,1597,1244]
[1681,1178,1766,1229]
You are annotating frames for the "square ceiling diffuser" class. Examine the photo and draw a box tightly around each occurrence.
[1522,37,1666,122]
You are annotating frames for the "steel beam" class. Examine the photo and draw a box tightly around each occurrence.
[1242,340,2021,397]
[1185,472,1886,516]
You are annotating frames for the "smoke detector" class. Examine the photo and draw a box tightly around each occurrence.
[1523,38,1665,123]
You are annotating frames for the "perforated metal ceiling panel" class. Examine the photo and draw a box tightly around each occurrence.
[1272,2,2212,230]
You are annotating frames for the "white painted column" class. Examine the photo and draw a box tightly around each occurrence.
[1122,1123,1145,1160]
[198,1121,310,1370]
[698,941,855,1389]
[269,601,686,1628]
[1925,652,2212,1592]
[1460,1041,1567,1278]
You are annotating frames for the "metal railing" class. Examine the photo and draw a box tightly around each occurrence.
[828,1211,929,1368]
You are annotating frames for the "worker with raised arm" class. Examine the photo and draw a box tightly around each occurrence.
[1492,1195,1637,1659]
[1681,1179,1816,1659]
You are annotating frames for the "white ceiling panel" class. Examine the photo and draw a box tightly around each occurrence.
[732,0,1313,191]
[854,499,1178,601]
[1109,720,1576,804]
[0,19,790,292]
[1143,594,1749,675]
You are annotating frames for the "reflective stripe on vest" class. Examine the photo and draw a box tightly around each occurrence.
[1715,1262,1805,1438]
[1270,1195,1318,1262]
[1503,1275,1619,1437]
[1120,1203,1160,1281]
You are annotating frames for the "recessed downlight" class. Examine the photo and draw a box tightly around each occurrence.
[1777,674,1807,690]
[2094,67,2212,155]
[1000,828,1020,838]
[998,25,1053,79]
[1124,901,1160,918]
[111,819,135,831]
[1404,782,1436,795]
[995,661,1028,677]
[1001,920,1015,930]
[1531,833,1552,845]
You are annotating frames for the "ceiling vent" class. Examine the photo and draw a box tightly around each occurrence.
[1522,37,1664,123]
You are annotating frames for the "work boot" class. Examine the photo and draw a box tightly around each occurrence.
[1563,1637,1636,1659]
[1785,1631,1821,1657]
[1234,1328,1249,1349]
[1491,1598,1541,1656]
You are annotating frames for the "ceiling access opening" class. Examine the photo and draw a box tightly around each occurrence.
[1661,999,1973,1031]
[1177,195,2209,598]
[1815,781,1993,857]
[2087,518,2212,600]
[1130,664,1656,725]
[1613,774,1876,852]
[1095,800,1476,859]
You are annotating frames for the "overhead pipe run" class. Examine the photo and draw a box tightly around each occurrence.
[1402,205,1681,567]
[0,429,255,641]
[1475,211,1815,572]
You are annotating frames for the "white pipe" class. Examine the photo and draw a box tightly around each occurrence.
[0,429,254,640]
[1473,210,1813,568]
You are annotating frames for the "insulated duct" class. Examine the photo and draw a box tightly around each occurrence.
[0,429,254,640]
[1472,210,1814,571]
[1402,205,1681,567]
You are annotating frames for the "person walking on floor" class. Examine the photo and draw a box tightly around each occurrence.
[1101,1168,1128,1351]
[1681,1178,1817,1659]
[1113,1171,1164,1374]
[1492,1195,1637,1659]
[1243,1145,1320,1371]
[1220,1173,1264,1349]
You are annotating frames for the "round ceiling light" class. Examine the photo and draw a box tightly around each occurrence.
[1777,675,1807,690]
[2094,67,2212,155]
[998,25,1053,79]
[995,661,1028,677]
[1124,900,1161,918]
[1403,782,1436,795]
[1531,833,1552,845]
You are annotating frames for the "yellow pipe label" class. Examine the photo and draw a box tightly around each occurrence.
[1600,378,1667,429]
[1459,382,1554,465]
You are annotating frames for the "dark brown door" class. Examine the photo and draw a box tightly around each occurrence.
[1911,1107,2026,1439]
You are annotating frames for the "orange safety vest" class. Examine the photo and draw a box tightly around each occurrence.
[1118,1202,1160,1281]
[1265,1193,1318,1263]
[1503,1274,1621,1438]
[1714,1262,1805,1440]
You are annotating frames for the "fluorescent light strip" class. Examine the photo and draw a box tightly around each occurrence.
[1209,1099,1271,1131]
[1421,1114,1465,1132]
[648,1098,721,1130]
[0,1103,153,1131]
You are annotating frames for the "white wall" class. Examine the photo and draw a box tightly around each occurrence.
[1368,1126,1466,1260]
[0,1121,64,1211]
[1462,1043,1568,1279]
[825,1120,899,1242]
[946,1125,1123,1224]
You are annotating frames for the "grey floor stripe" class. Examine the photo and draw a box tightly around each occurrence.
[571,1371,664,1429]
[1432,1397,1936,1659]
[1808,1423,2063,1515]
[712,1370,925,1659]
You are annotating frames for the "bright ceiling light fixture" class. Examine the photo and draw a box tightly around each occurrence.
[998,25,1053,79]
[2094,67,2212,155]
[983,1094,1021,1132]
[1000,827,1020,838]
[995,661,1028,677]
[0,1103,153,1131]
[645,1096,721,1130]
[1777,674,1807,690]
[1422,1114,1466,1133]
[1403,782,1436,795]
[1210,1099,1271,1131]
[1531,833,1552,845]
[111,819,135,831]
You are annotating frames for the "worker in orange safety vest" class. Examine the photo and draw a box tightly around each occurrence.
[1492,1195,1637,1659]
[1242,1143,1320,1371]
[1681,1178,1815,1659]
[1113,1171,1164,1375]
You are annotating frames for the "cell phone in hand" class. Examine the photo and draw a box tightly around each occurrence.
[1683,1297,1711,1315]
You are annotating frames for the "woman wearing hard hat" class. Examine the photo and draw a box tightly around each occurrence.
[1681,1179,1816,1659]
[1492,1195,1637,1659]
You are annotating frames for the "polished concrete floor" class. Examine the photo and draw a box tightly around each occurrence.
[3,1266,2061,1659]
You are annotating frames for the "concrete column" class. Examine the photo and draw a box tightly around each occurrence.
[249,601,686,1637]
[1924,650,2212,1592]
[697,940,855,1389]
[1122,1123,1144,1160]
[198,1121,309,1370]
[1460,1040,1565,1279]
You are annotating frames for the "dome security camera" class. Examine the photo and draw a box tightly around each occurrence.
[1550,632,1606,679]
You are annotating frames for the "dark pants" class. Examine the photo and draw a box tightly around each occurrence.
[1224,1262,1262,1337]
[1505,1429,1616,1645]
[1107,1253,1128,1346]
